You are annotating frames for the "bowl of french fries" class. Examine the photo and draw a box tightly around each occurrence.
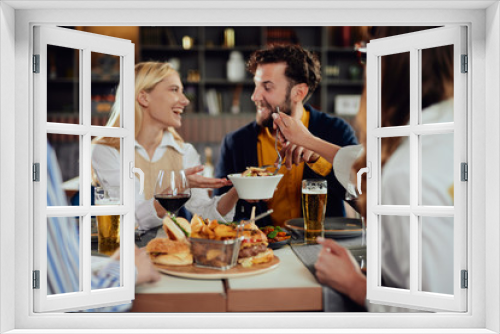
[189,215,244,270]
[228,167,283,200]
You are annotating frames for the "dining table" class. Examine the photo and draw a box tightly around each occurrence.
[128,221,367,313]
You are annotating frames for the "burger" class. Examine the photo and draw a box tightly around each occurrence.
[237,223,274,268]
[145,238,193,266]
[163,215,191,241]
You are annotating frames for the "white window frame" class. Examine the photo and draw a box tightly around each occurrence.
[33,25,136,312]
[1,2,498,333]
[365,26,468,312]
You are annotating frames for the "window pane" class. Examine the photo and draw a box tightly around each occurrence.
[420,133,454,206]
[92,214,122,290]
[420,45,454,124]
[380,215,410,290]
[420,216,454,294]
[47,45,80,124]
[380,52,409,128]
[91,52,120,127]
[47,134,80,206]
[91,136,122,204]
[47,216,81,295]
[381,136,409,205]
[94,214,121,258]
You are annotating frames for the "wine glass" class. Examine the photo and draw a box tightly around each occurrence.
[154,169,191,217]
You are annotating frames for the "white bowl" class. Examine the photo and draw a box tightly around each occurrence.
[228,173,284,200]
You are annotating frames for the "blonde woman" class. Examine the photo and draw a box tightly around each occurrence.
[92,62,239,231]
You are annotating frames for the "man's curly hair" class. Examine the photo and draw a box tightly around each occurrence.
[247,44,321,103]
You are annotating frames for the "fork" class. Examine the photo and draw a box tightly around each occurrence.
[270,107,283,174]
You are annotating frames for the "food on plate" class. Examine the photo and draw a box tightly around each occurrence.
[146,238,193,266]
[238,222,274,268]
[191,215,274,268]
[163,215,191,242]
[241,166,273,177]
[260,225,291,243]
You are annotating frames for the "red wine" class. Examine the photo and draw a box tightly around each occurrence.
[155,194,190,214]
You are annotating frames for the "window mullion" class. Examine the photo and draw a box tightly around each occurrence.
[81,47,92,294]
[409,48,419,294]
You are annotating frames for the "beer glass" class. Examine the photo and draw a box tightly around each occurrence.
[301,179,327,244]
[94,186,120,256]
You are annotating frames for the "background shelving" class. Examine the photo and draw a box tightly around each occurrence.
[48,26,367,176]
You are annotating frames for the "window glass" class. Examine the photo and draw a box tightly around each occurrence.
[47,216,81,295]
[91,52,120,127]
[420,45,454,124]
[47,134,80,206]
[380,52,410,128]
[420,133,454,206]
[47,45,80,125]
[380,215,410,290]
[381,136,409,206]
[420,216,454,294]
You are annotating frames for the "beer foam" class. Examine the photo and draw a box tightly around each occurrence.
[302,188,327,195]
[95,198,120,205]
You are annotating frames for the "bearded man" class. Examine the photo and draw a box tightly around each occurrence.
[215,45,358,227]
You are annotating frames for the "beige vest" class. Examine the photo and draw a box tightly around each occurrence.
[135,146,184,200]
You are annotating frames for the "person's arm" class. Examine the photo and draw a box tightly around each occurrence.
[183,143,237,221]
[273,112,341,165]
[314,237,366,306]
[213,134,233,197]
[91,144,162,230]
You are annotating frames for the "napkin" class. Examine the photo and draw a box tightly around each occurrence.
[333,144,364,198]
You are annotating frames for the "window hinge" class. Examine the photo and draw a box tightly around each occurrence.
[461,162,468,181]
[461,54,468,73]
[33,270,40,289]
[33,54,40,73]
[461,270,468,289]
[33,163,40,182]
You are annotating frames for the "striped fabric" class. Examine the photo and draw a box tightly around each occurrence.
[47,143,131,312]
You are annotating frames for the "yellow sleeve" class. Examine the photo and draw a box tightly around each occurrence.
[307,156,332,177]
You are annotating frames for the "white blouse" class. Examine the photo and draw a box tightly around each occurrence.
[91,132,235,231]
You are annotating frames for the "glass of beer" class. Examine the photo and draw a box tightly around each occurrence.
[301,179,327,244]
[94,186,120,256]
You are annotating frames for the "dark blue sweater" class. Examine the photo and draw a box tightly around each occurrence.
[215,104,358,226]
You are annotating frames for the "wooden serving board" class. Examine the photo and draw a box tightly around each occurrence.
[155,256,280,280]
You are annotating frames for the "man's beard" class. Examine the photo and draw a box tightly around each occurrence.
[261,89,292,130]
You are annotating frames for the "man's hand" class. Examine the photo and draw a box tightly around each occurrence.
[184,165,232,189]
[314,237,366,306]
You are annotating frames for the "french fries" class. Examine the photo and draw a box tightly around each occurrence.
[190,214,237,240]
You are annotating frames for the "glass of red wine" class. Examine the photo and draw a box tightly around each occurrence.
[154,169,191,217]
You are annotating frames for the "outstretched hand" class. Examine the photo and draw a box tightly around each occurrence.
[314,237,366,306]
[184,165,232,189]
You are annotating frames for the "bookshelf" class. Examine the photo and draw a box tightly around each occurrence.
[47,26,367,144]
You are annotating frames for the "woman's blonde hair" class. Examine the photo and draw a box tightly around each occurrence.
[94,61,184,149]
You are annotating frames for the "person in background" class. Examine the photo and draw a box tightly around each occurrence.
[92,62,240,231]
[47,142,160,312]
[215,44,358,227]
[273,26,454,310]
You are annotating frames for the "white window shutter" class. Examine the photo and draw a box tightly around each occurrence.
[366,26,468,312]
[33,26,135,312]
